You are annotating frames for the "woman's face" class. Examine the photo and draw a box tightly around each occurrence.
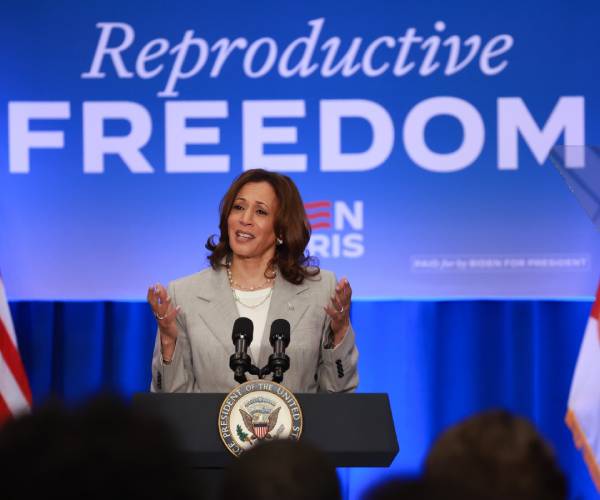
[227,181,279,264]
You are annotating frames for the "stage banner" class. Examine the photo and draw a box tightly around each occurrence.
[0,0,598,300]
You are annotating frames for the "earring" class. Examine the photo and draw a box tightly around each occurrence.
[276,237,283,245]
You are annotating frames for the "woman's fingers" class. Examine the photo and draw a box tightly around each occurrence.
[164,304,180,322]
[325,297,348,321]
[324,301,338,315]
[147,283,180,343]
[332,278,352,314]
[147,283,176,320]
[330,293,343,312]
[155,284,168,305]
[344,279,352,301]
[146,285,157,306]
[324,302,337,318]
[147,284,164,305]
[338,277,352,304]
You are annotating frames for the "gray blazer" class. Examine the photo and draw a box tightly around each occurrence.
[151,266,359,393]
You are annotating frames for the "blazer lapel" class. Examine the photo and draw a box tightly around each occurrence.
[256,274,310,368]
[194,267,239,354]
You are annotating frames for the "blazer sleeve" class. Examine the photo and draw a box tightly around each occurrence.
[316,272,359,393]
[150,281,196,393]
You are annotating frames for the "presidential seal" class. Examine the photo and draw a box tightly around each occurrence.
[218,381,303,457]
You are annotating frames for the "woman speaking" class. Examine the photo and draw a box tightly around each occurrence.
[148,169,358,393]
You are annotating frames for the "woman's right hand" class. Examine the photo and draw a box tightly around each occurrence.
[147,283,181,358]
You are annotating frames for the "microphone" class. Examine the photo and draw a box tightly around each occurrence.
[268,319,291,383]
[229,317,254,384]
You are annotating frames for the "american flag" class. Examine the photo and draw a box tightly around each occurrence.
[566,280,600,492]
[0,276,32,423]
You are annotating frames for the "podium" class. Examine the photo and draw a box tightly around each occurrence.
[132,392,398,497]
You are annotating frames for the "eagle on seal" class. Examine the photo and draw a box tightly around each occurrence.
[240,406,281,441]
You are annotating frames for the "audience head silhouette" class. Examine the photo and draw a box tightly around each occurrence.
[424,409,567,500]
[0,395,196,500]
[222,439,340,500]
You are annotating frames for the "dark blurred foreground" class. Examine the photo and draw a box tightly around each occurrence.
[0,398,567,500]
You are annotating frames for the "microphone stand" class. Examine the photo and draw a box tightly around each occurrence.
[230,325,291,383]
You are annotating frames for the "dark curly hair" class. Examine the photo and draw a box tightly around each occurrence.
[206,169,319,284]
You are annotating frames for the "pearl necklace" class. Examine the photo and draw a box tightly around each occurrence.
[231,287,273,309]
[226,265,276,291]
[227,264,276,308]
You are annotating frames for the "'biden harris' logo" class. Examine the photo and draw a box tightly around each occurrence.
[305,201,364,259]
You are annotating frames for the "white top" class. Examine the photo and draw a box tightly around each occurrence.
[232,287,273,360]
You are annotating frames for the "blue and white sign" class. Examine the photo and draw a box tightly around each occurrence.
[0,0,598,299]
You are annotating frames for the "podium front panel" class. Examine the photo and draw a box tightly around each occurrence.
[132,392,398,468]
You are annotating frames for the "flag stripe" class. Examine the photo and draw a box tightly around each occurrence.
[0,276,31,422]
[0,350,30,416]
[566,283,600,493]
[592,293,600,322]
[0,394,11,424]
[0,280,16,345]
[566,409,600,491]
[0,319,32,404]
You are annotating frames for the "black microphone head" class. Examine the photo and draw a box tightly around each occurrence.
[232,317,254,344]
[269,319,291,347]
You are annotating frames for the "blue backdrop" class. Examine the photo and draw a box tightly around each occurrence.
[10,299,598,499]
[1,0,599,300]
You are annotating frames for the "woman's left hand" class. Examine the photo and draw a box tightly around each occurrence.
[324,277,352,346]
